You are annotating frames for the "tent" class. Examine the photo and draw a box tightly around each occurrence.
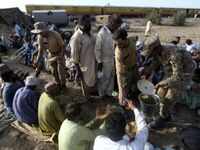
[0,7,32,27]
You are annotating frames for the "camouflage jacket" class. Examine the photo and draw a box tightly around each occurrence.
[144,45,194,85]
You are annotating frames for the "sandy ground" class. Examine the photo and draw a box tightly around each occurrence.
[0,18,200,150]
[127,18,200,42]
[1,61,199,150]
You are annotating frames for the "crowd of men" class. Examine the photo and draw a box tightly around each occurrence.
[0,14,200,150]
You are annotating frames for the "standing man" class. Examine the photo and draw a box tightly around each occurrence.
[13,21,23,39]
[31,22,66,89]
[113,29,139,105]
[95,15,122,97]
[145,20,152,37]
[70,15,96,94]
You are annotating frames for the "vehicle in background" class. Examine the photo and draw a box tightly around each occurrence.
[32,10,69,27]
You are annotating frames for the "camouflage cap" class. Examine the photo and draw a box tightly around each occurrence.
[141,35,161,56]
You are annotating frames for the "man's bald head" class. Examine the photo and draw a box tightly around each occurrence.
[45,82,59,96]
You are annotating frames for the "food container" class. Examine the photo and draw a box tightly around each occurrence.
[138,93,160,119]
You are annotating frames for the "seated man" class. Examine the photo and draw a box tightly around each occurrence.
[38,82,65,136]
[185,39,198,53]
[58,104,109,150]
[13,76,40,125]
[0,64,23,114]
[170,36,181,46]
[0,64,9,96]
[93,99,149,150]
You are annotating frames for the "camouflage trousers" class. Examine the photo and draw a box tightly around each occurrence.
[49,53,66,88]
[117,66,139,99]
[157,78,191,119]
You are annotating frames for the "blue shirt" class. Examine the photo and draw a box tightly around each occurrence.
[13,86,39,124]
[25,42,34,54]
[2,82,23,113]
[20,42,35,55]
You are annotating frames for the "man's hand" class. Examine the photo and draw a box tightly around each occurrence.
[127,100,136,110]
[118,90,127,106]
[155,80,168,89]
[48,57,58,63]
[32,60,39,69]
[97,63,103,72]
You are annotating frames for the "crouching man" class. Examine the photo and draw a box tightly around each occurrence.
[93,97,151,150]
[141,35,195,129]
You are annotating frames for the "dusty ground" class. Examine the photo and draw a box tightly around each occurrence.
[127,18,200,42]
[0,18,200,150]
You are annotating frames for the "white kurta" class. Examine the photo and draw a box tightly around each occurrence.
[145,21,152,36]
[93,108,149,150]
[95,26,114,96]
[70,29,96,87]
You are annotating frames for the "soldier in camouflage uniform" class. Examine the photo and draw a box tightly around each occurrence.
[141,35,195,128]
[113,29,140,105]
[32,22,66,89]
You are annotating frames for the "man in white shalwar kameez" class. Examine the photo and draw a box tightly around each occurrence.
[145,20,152,37]
[95,15,122,97]
[70,15,96,91]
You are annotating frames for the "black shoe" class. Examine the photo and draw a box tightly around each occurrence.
[148,117,166,129]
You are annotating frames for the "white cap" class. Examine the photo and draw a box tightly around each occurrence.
[25,76,38,86]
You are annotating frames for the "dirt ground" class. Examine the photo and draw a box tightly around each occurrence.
[127,18,200,42]
[0,18,200,150]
